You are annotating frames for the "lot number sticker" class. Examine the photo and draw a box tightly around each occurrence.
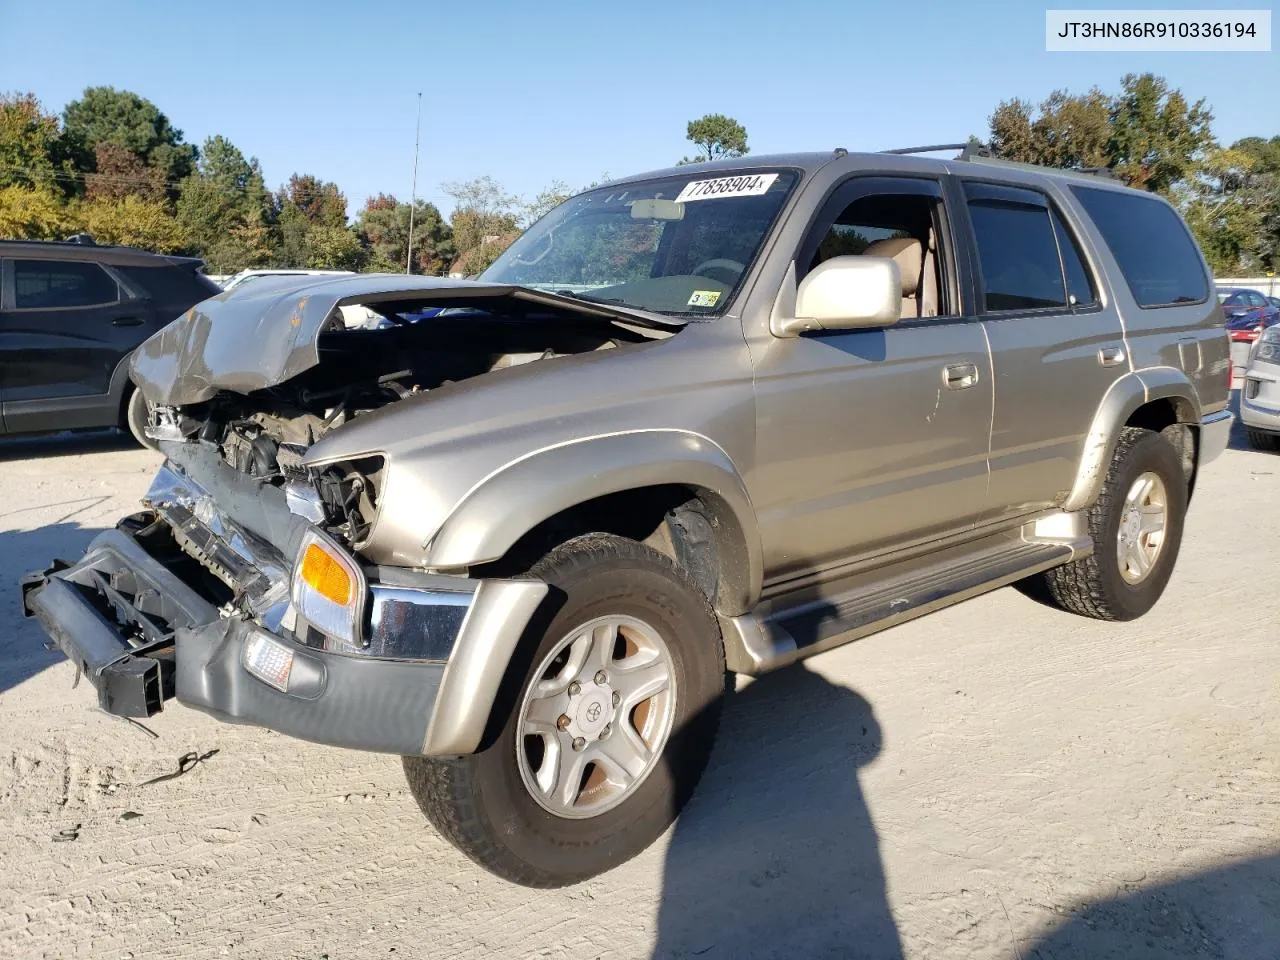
[688,290,722,308]
[675,173,779,203]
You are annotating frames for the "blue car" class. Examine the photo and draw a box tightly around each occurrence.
[1218,287,1280,344]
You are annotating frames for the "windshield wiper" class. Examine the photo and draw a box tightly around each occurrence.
[542,289,683,329]
[555,290,626,305]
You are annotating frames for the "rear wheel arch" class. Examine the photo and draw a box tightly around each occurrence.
[1065,370,1201,511]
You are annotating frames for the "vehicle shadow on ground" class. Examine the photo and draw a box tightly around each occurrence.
[652,662,903,960]
[0,522,102,697]
[1023,853,1280,959]
[0,429,136,462]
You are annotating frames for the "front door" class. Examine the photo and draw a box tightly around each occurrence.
[748,176,994,584]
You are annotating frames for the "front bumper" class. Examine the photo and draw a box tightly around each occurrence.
[1241,357,1280,434]
[22,460,548,756]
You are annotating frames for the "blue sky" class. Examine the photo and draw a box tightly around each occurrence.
[1,0,1275,220]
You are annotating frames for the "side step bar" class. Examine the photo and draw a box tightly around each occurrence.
[723,517,1090,675]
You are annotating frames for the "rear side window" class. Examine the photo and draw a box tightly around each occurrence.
[117,263,220,313]
[13,259,120,309]
[966,201,1067,311]
[1071,186,1208,307]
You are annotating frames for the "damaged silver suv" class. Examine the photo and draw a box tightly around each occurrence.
[23,145,1233,887]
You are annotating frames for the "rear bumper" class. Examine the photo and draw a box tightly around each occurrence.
[1198,409,1234,465]
[22,512,546,756]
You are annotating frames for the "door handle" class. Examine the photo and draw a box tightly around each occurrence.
[943,362,978,390]
[112,317,144,327]
[1098,345,1126,367]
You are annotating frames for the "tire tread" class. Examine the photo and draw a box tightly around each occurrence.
[1037,426,1178,622]
[403,533,723,888]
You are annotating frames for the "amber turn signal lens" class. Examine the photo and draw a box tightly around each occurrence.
[300,542,353,605]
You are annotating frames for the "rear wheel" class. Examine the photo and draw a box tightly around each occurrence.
[1246,427,1280,453]
[124,388,157,451]
[1026,427,1186,621]
[403,533,725,887]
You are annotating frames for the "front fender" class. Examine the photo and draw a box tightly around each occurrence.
[1063,367,1201,511]
[423,430,762,615]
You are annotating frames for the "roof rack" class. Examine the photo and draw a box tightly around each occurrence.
[881,142,1119,181]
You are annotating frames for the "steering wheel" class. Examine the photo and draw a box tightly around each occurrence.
[691,258,746,286]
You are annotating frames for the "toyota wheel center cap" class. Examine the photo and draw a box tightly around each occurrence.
[575,689,612,738]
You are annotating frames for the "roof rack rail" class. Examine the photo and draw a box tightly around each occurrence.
[881,143,973,156]
[880,142,1119,181]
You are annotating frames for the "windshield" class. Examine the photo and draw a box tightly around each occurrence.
[480,170,799,317]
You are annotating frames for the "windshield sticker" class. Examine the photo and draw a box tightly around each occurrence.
[688,290,722,308]
[674,173,779,204]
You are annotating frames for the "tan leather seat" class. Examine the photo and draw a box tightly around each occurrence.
[863,236,936,319]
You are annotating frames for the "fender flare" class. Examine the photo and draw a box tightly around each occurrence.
[423,430,762,615]
[1063,367,1201,512]
[108,351,138,422]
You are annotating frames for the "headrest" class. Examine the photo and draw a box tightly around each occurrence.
[864,237,923,296]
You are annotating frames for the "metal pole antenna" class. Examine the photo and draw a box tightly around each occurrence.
[406,92,422,274]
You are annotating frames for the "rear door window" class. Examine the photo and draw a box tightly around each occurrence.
[1071,186,1209,308]
[13,259,121,309]
[965,194,1067,312]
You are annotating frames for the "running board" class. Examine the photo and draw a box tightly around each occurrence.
[722,517,1090,675]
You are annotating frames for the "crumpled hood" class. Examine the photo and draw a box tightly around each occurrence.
[130,273,676,406]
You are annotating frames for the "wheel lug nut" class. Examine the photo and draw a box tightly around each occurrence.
[571,736,586,752]
[594,670,608,685]
[567,681,581,696]
[600,723,611,739]
[556,714,570,730]
[612,691,621,707]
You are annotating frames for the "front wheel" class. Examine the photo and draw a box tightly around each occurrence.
[124,388,158,451]
[403,533,725,887]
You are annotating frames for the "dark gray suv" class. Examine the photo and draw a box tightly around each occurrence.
[0,238,219,444]
[23,146,1232,887]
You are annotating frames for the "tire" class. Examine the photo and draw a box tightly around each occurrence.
[124,388,158,451]
[1246,427,1280,453]
[403,533,725,887]
[1028,426,1187,622]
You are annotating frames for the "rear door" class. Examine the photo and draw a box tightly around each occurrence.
[0,257,154,429]
[954,180,1126,522]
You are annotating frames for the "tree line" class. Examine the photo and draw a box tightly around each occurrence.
[0,86,588,276]
[0,77,1275,277]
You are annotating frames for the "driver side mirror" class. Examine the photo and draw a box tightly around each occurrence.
[770,256,902,337]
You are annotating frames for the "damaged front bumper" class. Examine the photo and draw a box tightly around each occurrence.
[21,456,547,757]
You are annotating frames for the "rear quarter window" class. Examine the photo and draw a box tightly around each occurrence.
[1070,186,1208,308]
[117,263,220,316]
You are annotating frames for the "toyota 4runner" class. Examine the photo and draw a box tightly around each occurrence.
[21,145,1233,887]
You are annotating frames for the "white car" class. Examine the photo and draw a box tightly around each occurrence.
[219,269,355,292]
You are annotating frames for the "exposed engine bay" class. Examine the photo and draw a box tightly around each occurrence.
[151,305,662,547]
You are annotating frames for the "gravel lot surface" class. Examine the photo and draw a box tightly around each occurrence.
[0,409,1276,960]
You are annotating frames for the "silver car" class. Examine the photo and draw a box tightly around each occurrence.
[23,145,1232,886]
[1240,324,1280,450]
